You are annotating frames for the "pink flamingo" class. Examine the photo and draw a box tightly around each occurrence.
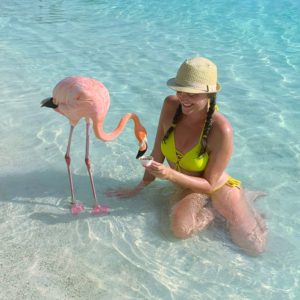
[41,76,147,215]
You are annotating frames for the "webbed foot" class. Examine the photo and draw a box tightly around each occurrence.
[91,204,110,215]
[70,202,85,215]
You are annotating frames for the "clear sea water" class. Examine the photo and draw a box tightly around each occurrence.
[0,0,299,299]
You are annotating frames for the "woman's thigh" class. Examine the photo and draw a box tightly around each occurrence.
[211,186,267,255]
[211,186,255,226]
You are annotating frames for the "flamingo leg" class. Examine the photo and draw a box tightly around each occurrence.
[65,125,76,202]
[85,121,110,215]
[65,125,84,214]
[85,121,98,205]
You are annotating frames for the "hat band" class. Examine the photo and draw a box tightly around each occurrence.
[177,80,217,92]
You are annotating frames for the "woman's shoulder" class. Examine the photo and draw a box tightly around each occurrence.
[161,95,180,116]
[159,95,180,129]
[207,113,233,154]
[211,112,233,139]
[163,95,180,108]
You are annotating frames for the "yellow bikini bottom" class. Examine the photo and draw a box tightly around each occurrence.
[210,176,241,194]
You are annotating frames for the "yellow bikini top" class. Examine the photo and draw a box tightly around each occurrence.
[161,129,209,172]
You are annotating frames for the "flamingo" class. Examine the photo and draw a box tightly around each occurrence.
[41,76,147,215]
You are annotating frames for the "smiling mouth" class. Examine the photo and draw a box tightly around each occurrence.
[182,103,192,108]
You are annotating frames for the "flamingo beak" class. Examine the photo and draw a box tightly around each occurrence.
[41,97,58,108]
[136,139,148,159]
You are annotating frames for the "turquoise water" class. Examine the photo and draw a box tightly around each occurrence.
[0,0,299,299]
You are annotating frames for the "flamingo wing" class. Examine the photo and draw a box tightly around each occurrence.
[52,76,110,126]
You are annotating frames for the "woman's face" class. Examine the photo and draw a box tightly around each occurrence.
[176,91,209,115]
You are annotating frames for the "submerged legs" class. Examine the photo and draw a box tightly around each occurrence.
[64,123,109,215]
[65,125,84,214]
[170,191,215,238]
[85,122,97,206]
[212,186,267,256]
[85,122,109,215]
[169,186,267,256]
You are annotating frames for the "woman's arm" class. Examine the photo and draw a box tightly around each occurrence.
[142,95,179,184]
[146,161,212,193]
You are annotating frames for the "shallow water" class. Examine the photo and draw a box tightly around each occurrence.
[0,0,300,299]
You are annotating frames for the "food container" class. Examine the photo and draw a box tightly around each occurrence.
[138,155,153,167]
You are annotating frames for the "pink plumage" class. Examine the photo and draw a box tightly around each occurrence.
[53,76,110,127]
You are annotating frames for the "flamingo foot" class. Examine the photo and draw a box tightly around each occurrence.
[91,204,110,215]
[70,202,85,215]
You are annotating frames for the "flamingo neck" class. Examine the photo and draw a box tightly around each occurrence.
[93,113,143,142]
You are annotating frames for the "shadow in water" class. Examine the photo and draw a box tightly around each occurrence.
[0,170,268,251]
[0,169,164,224]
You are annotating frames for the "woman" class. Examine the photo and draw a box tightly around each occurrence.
[108,57,267,255]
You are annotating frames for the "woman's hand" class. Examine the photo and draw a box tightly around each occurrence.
[144,161,172,180]
[105,181,150,199]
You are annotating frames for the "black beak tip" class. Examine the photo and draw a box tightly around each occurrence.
[136,144,148,159]
[41,97,58,109]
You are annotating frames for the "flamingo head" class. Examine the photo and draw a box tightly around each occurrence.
[136,139,148,159]
[135,126,148,159]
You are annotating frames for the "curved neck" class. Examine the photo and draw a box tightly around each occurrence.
[92,113,145,142]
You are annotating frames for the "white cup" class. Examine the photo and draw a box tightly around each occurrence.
[138,155,153,167]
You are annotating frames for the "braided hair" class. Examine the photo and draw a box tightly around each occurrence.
[162,104,182,143]
[162,93,217,157]
[199,93,216,156]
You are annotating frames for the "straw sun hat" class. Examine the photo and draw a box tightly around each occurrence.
[167,57,221,93]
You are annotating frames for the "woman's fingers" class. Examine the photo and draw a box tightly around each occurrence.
[144,162,170,180]
[145,161,162,172]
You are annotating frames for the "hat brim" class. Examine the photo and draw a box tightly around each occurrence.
[167,78,221,93]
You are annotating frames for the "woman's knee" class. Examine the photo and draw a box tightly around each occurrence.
[170,207,214,239]
[246,224,268,256]
[230,224,267,256]
[169,192,211,239]
[170,212,193,239]
[249,238,267,256]
[242,236,267,256]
